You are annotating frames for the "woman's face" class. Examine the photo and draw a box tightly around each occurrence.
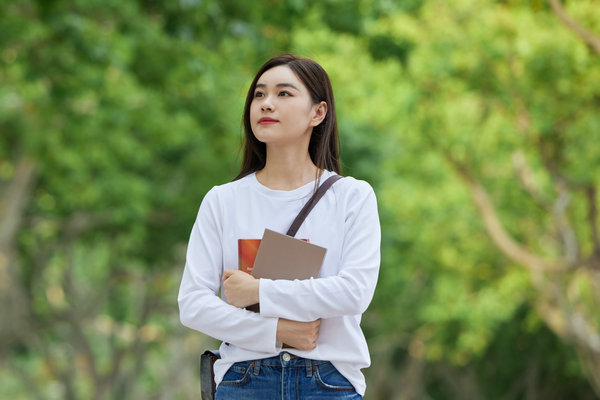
[250,65,326,148]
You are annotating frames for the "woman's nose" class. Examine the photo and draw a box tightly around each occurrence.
[261,96,274,111]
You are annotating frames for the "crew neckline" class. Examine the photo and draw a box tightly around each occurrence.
[250,170,334,200]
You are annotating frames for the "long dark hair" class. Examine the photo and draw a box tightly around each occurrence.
[235,54,341,180]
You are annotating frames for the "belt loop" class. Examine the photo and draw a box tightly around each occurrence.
[253,359,261,376]
[305,359,313,377]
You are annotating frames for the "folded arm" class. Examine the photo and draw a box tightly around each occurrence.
[178,188,280,353]
[259,186,381,322]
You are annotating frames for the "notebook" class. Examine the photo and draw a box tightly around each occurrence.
[251,228,326,280]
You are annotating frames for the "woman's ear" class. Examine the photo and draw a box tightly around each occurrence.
[310,101,328,127]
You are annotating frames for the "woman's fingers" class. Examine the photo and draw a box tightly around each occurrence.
[276,318,322,350]
[222,269,237,280]
[223,270,259,307]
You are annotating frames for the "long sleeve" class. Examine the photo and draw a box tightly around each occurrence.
[177,173,377,396]
[258,183,381,322]
[178,187,280,353]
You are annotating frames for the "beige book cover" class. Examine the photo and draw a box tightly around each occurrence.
[251,228,326,280]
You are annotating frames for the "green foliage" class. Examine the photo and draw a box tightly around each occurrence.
[1,0,599,398]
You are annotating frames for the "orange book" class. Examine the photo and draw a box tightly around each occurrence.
[238,239,262,274]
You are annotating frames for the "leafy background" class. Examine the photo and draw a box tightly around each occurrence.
[1,0,599,399]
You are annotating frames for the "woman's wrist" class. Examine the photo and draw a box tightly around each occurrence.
[251,279,260,305]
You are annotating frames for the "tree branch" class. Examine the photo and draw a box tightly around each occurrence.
[110,285,154,399]
[69,320,101,400]
[547,0,600,56]
[442,151,567,272]
[512,150,551,210]
[0,158,36,353]
[0,158,36,248]
[32,333,78,400]
[587,185,600,256]
[537,279,600,396]
[552,181,580,264]
[577,346,600,396]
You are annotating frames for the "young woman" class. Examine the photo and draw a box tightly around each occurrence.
[178,54,380,399]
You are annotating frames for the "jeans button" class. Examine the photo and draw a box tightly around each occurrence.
[282,353,291,362]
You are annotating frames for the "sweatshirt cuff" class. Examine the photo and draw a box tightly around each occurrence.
[256,314,280,353]
[258,278,274,317]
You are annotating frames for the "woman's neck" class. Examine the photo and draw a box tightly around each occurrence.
[256,147,320,191]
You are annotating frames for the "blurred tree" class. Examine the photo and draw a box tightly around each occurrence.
[0,0,267,398]
[2,0,599,399]
[291,0,600,398]
[359,0,600,397]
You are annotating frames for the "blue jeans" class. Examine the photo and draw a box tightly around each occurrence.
[214,352,362,400]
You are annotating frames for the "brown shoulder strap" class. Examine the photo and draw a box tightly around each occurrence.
[286,175,343,237]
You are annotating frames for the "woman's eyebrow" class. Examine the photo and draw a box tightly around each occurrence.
[256,83,300,91]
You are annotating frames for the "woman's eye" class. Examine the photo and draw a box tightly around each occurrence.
[254,91,264,98]
[279,91,291,97]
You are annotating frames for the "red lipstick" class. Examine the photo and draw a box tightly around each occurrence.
[259,117,278,125]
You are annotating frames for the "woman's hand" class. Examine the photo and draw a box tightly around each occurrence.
[276,318,321,350]
[223,269,260,308]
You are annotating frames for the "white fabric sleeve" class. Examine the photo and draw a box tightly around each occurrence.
[258,183,381,322]
[178,187,280,353]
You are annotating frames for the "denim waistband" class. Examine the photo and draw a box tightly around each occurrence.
[234,352,329,377]
[258,353,328,367]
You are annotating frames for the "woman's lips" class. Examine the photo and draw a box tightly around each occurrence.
[259,118,278,125]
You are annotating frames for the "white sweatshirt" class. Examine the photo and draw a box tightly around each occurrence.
[178,170,381,396]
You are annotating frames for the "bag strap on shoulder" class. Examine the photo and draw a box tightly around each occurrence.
[286,174,342,237]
